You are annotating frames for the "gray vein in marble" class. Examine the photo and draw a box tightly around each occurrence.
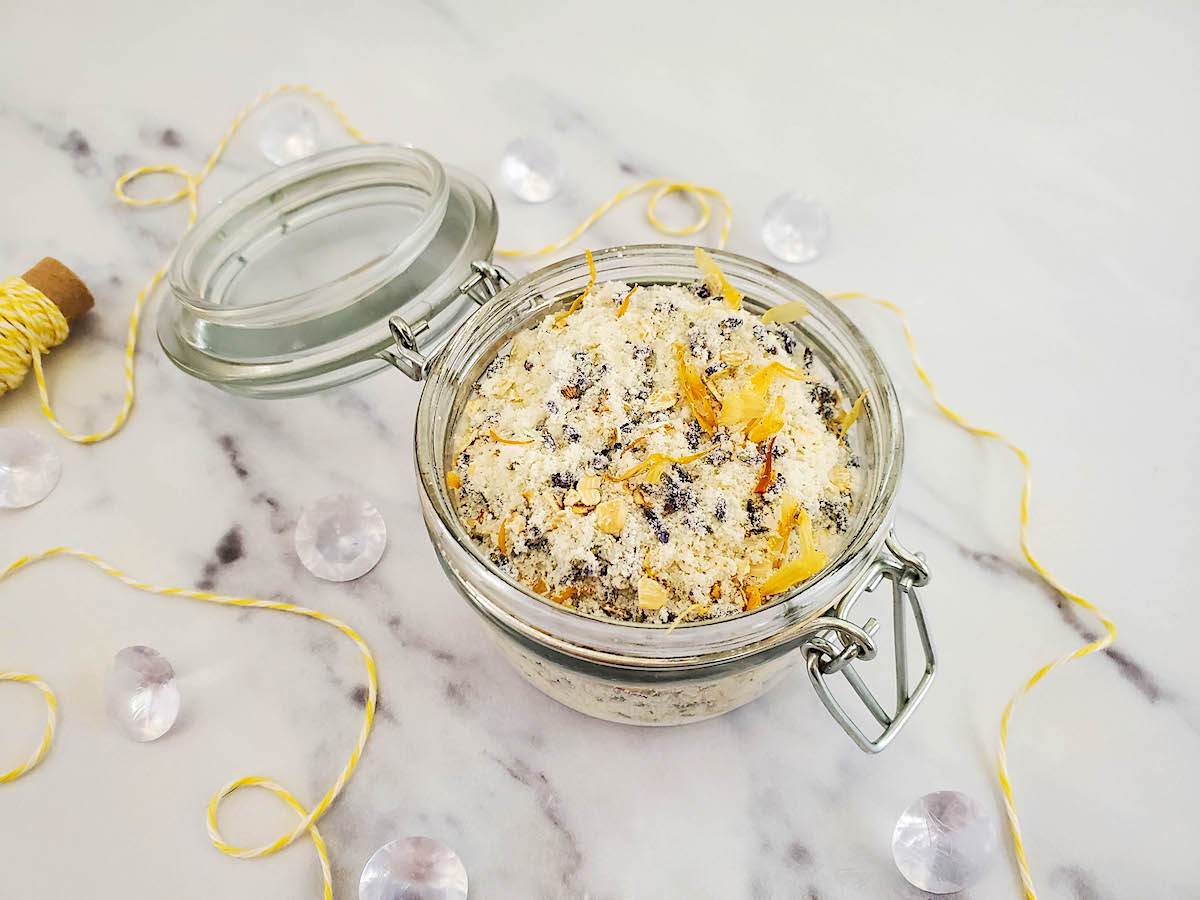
[900,507,1169,706]
[487,751,586,895]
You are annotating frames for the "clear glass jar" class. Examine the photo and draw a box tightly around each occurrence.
[160,146,935,751]
[414,246,934,746]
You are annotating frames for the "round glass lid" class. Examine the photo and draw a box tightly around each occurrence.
[158,144,498,397]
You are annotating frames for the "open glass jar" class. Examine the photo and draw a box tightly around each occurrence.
[160,144,935,751]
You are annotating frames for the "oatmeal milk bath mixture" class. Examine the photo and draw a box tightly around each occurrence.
[450,251,866,624]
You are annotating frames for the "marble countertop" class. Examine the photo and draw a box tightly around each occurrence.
[2,1,1198,897]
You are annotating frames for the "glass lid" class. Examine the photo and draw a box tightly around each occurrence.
[158,144,498,397]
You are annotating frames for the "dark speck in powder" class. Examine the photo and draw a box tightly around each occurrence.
[524,359,534,371]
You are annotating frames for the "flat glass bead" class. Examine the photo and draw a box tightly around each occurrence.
[499,138,563,203]
[294,493,387,582]
[359,836,468,900]
[892,790,998,893]
[0,428,62,509]
[258,101,320,166]
[761,192,831,264]
[105,646,180,742]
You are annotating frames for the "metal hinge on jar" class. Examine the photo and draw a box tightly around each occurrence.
[380,261,514,381]
[799,528,935,753]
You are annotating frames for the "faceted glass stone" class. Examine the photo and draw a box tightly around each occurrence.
[499,138,563,203]
[761,192,831,264]
[294,493,387,582]
[258,101,320,166]
[0,428,62,509]
[892,790,998,894]
[105,646,180,742]
[360,837,468,900]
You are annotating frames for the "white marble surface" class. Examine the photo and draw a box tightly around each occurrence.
[2,1,1198,897]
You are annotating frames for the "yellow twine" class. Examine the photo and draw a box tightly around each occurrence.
[0,276,71,396]
[0,548,377,900]
[1,83,1110,897]
[828,292,1117,900]
[5,81,729,443]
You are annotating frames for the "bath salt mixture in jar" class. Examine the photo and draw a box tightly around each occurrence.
[159,143,934,750]
[449,253,865,626]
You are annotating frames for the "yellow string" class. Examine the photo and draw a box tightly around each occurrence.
[828,291,1117,900]
[0,277,70,397]
[496,177,732,257]
[13,82,728,442]
[0,548,377,900]
[4,84,1105,896]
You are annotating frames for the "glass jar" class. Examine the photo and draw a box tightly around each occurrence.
[160,145,935,751]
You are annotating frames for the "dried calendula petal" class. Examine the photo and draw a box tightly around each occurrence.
[556,249,598,323]
[595,498,627,534]
[829,465,851,492]
[666,602,711,633]
[616,285,638,318]
[694,247,742,310]
[760,301,809,324]
[710,582,721,600]
[645,389,677,413]
[675,344,718,434]
[839,390,868,438]
[748,361,806,393]
[637,575,670,611]
[718,387,768,426]
[777,492,800,560]
[497,518,508,555]
[446,471,462,489]
[489,428,534,445]
[720,348,749,365]
[759,549,827,595]
[747,396,786,442]
[753,437,777,493]
[532,576,550,595]
[743,585,763,611]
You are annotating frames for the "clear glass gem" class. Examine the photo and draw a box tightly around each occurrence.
[105,646,180,742]
[360,837,468,900]
[499,138,563,203]
[892,790,998,894]
[294,493,387,582]
[258,101,320,166]
[761,192,831,264]
[0,428,62,509]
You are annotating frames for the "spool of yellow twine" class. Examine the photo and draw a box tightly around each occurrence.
[0,84,1116,900]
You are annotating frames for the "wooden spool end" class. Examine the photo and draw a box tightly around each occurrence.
[22,257,95,326]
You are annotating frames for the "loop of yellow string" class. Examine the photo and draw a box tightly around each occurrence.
[496,177,732,257]
[828,292,1117,900]
[0,548,377,900]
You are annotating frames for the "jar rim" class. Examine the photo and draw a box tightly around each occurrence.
[415,244,904,665]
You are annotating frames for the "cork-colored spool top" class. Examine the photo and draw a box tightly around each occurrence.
[22,257,94,326]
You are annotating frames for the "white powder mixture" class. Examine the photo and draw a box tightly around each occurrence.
[450,262,863,625]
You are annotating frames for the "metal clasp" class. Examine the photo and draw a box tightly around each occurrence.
[380,261,514,381]
[801,528,935,753]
